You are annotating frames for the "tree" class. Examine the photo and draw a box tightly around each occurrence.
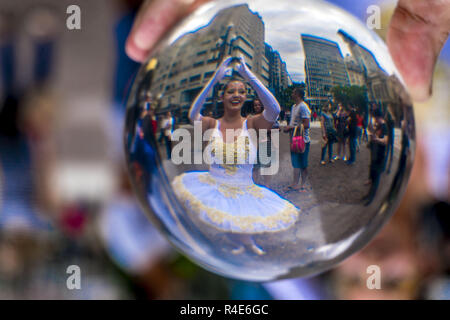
[331,85,368,114]
[279,82,306,110]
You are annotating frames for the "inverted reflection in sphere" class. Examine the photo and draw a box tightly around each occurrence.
[124,0,415,281]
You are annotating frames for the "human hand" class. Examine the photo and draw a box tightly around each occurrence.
[125,0,210,62]
[213,56,233,82]
[387,0,450,102]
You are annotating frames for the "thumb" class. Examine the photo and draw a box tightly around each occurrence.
[387,0,450,102]
[126,0,211,62]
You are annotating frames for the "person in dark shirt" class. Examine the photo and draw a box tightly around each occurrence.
[320,102,337,164]
[384,105,396,174]
[334,103,349,161]
[129,103,158,195]
[346,106,359,165]
[363,109,388,206]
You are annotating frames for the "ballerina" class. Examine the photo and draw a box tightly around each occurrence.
[172,56,299,255]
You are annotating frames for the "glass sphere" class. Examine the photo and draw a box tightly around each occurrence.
[124,0,415,281]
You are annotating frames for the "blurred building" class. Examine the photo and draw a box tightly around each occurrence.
[150,4,285,122]
[265,43,292,104]
[301,34,350,111]
[338,29,393,106]
[344,55,365,86]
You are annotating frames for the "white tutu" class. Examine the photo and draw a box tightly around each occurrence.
[172,120,299,233]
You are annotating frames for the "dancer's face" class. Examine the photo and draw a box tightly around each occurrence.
[223,81,246,112]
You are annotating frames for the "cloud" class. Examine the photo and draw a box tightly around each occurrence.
[249,0,396,81]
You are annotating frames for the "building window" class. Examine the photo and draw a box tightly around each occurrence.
[204,71,214,80]
[190,74,201,83]
[193,61,204,68]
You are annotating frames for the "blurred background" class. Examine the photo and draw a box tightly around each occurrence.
[0,0,448,299]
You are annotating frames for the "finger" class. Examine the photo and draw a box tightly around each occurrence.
[222,56,233,66]
[387,0,450,102]
[126,0,211,62]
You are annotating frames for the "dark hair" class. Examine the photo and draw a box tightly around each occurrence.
[251,98,264,115]
[292,87,305,100]
[374,109,383,118]
[222,76,246,93]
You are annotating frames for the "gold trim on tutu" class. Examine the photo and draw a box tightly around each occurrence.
[172,173,299,233]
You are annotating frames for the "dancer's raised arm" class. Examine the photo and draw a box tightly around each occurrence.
[188,56,232,125]
[235,57,280,130]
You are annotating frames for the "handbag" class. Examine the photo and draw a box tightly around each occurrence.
[290,125,306,153]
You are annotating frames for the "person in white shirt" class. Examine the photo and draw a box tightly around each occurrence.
[283,88,311,192]
[161,111,174,159]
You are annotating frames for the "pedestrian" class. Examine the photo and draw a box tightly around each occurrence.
[283,87,311,192]
[363,109,388,206]
[320,102,337,165]
[334,103,348,161]
[384,104,396,174]
[356,111,364,152]
[346,106,359,165]
[160,111,174,159]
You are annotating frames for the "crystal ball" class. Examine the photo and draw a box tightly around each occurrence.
[124,0,415,281]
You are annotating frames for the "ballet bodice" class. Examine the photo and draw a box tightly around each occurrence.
[207,119,257,186]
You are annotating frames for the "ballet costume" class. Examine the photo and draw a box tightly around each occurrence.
[172,119,299,234]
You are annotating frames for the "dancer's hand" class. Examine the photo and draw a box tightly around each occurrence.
[235,56,252,80]
[213,56,233,83]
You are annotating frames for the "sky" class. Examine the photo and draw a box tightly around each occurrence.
[168,0,449,83]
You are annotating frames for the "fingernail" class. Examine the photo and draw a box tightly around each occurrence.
[134,29,155,51]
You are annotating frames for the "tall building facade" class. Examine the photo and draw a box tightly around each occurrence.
[301,34,350,110]
[344,55,365,86]
[265,43,291,103]
[150,4,272,121]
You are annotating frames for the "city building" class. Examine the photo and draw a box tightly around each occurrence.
[338,29,392,105]
[344,54,365,86]
[265,43,292,105]
[149,4,273,122]
[301,34,350,111]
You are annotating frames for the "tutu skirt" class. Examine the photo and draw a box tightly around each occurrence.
[172,171,299,233]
